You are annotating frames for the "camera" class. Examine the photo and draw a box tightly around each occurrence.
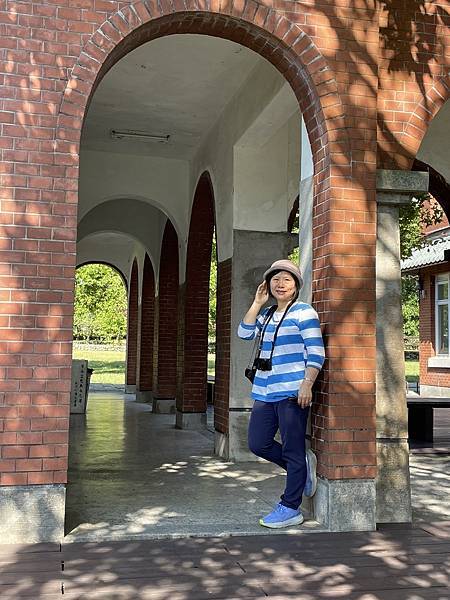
[254,357,272,371]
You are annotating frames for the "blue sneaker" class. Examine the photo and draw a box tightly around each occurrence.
[259,503,304,529]
[304,449,317,498]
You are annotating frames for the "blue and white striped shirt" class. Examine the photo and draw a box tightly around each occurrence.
[238,302,325,402]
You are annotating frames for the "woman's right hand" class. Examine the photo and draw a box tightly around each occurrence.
[255,281,269,306]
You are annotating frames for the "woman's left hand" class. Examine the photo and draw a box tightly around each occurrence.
[297,379,313,408]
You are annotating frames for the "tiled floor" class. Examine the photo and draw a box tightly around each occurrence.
[64,392,450,542]
[65,393,321,541]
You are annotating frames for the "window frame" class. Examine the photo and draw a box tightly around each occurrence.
[435,273,450,356]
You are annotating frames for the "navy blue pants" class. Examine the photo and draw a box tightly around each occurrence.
[248,398,309,510]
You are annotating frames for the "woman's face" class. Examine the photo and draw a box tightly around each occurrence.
[269,271,297,302]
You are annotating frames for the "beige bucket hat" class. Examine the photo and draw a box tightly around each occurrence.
[263,259,303,290]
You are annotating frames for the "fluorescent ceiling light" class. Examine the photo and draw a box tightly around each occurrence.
[110,129,170,143]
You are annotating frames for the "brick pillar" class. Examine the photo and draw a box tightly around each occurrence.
[153,220,178,414]
[213,258,232,436]
[176,174,214,429]
[136,254,154,402]
[375,169,428,523]
[126,260,138,393]
[0,195,75,544]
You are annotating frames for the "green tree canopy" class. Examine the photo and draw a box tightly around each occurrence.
[209,231,217,344]
[400,194,444,339]
[74,264,127,342]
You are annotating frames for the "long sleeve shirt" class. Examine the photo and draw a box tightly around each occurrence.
[238,302,325,402]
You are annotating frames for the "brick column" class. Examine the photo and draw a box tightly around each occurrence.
[126,260,138,393]
[375,169,429,523]
[213,258,232,436]
[176,174,214,429]
[153,221,178,414]
[136,254,154,403]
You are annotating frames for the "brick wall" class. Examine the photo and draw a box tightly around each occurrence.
[126,260,138,387]
[419,264,450,389]
[138,254,154,391]
[177,173,214,414]
[377,3,450,169]
[154,220,178,399]
[214,258,232,434]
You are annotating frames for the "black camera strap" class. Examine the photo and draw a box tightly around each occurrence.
[246,305,276,370]
[259,300,294,363]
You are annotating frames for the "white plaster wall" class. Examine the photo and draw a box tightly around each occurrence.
[234,115,300,233]
[191,60,300,262]
[79,151,190,243]
[76,232,136,284]
[77,198,166,279]
[78,56,306,274]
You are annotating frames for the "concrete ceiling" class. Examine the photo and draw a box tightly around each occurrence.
[417,99,450,183]
[81,34,265,160]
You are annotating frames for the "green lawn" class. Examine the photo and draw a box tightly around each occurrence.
[405,360,419,382]
[73,348,126,384]
[73,347,420,386]
[73,346,216,384]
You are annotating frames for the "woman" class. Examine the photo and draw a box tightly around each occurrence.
[238,259,325,528]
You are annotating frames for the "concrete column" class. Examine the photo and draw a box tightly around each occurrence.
[298,116,314,304]
[215,229,297,460]
[298,175,313,304]
[376,169,428,523]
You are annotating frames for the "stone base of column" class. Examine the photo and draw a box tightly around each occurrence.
[376,440,412,523]
[228,411,256,461]
[125,384,136,394]
[175,410,206,429]
[0,484,65,543]
[314,478,376,532]
[153,397,176,414]
[136,390,153,403]
[215,430,229,459]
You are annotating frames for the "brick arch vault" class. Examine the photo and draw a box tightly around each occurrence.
[0,1,383,543]
[58,1,377,532]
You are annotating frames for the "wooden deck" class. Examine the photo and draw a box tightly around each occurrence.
[1,523,449,599]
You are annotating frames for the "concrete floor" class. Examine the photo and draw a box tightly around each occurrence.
[65,392,450,543]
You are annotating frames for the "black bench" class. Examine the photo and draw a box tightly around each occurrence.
[407,395,450,443]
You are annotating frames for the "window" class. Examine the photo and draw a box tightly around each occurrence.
[436,274,449,355]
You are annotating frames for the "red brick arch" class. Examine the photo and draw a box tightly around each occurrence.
[153,219,179,401]
[400,74,450,168]
[55,0,349,179]
[177,171,215,417]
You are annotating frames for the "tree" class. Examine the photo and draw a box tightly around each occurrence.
[400,194,444,338]
[74,264,127,342]
[209,231,217,347]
